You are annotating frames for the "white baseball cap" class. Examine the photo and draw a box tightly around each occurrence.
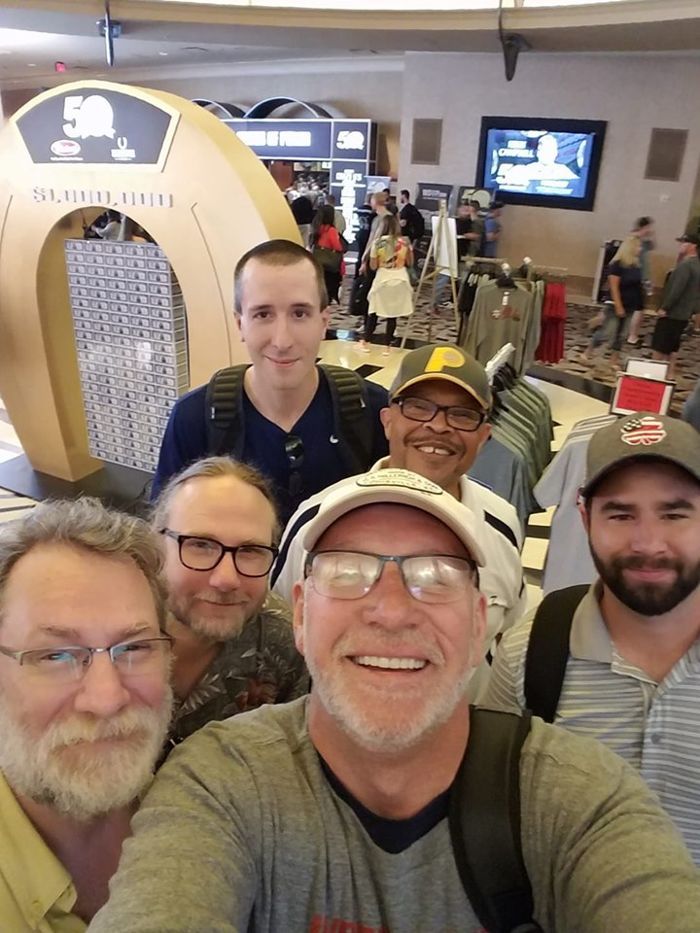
[302,469,486,566]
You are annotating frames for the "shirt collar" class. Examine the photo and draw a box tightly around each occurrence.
[570,582,700,679]
[0,771,78,928]
[569,582,614,663]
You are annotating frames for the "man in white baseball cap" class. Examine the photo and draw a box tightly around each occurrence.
[93,467,700,933]
[272,343,525,701]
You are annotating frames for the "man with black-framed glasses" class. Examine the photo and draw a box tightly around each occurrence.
[272,344,525,701]
[0,497,173,930]
[152,456,309,751]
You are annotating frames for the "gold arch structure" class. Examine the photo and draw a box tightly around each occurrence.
[0,80,299,489]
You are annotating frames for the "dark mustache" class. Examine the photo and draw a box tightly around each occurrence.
[615,557,679,571]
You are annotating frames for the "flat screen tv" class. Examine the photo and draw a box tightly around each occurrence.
[476,116,607,211]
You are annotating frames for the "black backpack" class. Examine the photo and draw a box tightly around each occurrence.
[449,708,542,933]
[204,363,376,476]
[524,585,589,723]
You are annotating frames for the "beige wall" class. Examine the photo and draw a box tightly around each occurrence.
[399,52,700,283]
[134,68,403,178]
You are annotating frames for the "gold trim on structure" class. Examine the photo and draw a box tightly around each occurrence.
[0,79,299,482]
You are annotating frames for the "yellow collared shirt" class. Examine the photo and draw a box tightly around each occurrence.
[0,771,86,932]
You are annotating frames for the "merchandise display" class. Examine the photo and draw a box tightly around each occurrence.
[460,266,543,374]
[534,414,617,594]
[469,352,554,529]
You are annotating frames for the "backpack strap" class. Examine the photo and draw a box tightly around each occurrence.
[523,584,589,723]
[204,364,249,458]
[448,708,541,933]
[320,364,374,474]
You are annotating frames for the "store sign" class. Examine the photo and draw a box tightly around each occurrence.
[457,185,493,208]
[225,116,376,249]
[16,88,178,167]
[331,121,372,161]
[610,374,674,416]
[228,119,332,160]
[415,182,454,212]
[330,161,367,242]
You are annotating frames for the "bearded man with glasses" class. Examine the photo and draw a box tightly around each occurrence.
[0,497,173,930]
[152,456,309,753]
[272,343,525,701]
[92,470,700,933]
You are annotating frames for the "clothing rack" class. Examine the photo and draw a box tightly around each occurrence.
[485,343,516,382]
[529,263,568,281]
[465,256,510,269]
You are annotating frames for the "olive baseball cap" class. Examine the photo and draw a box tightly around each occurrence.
[676,233,700,247]
[389,344,492,411]
[581,413,700,496]
[302,468,486,566]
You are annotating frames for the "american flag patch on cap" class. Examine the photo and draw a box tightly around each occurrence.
[620,416,667,446]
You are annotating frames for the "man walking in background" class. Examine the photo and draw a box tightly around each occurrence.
[651,233,700,379]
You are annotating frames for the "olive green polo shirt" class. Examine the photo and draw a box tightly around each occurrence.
[0,771,85,932]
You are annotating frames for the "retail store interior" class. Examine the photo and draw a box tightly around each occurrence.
[1,3,700,926]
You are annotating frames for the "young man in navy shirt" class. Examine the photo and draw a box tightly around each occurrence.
[152,240,388,523]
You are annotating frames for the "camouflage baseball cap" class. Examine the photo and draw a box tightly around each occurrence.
[389,344,492,411]
[581,413,700,496]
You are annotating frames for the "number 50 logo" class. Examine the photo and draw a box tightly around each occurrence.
[63,95,116,141]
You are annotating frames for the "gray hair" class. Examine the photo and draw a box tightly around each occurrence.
[151,456,281,543]
[0,497,167,630]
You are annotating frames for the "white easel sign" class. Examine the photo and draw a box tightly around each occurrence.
[430,214,458,278]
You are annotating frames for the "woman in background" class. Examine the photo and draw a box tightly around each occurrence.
[310,205,344,304]
[358,213,414,355]
[583,235,644,369]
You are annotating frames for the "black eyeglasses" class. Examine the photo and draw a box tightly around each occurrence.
[161,530,277,577]
[392,396,485,432]
[285,435,305,498]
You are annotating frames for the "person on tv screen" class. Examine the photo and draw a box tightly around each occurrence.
[500,133,584,196]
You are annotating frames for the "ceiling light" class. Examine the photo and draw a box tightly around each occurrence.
[27,63,37,67]
[159,51,169,56]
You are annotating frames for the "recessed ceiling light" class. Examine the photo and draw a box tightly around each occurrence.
[27,63,37,67]
[158,51,169,56]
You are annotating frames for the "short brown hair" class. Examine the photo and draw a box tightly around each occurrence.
[233,239,328,314]
[151,456,281,544]
[0,498,167,630]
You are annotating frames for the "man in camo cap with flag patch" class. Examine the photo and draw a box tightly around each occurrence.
[485,412,700,863]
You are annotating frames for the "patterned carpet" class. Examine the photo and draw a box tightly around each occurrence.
[328,276,699,415]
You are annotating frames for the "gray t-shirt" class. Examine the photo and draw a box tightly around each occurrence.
[91,698,700,933]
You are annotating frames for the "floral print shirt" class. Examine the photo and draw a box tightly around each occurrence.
[165,593,309,756]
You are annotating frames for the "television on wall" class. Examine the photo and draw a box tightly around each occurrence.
[476,116,607,212]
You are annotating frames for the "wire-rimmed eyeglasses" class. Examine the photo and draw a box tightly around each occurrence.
[304,549,479,604]
[0,636,173,683]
